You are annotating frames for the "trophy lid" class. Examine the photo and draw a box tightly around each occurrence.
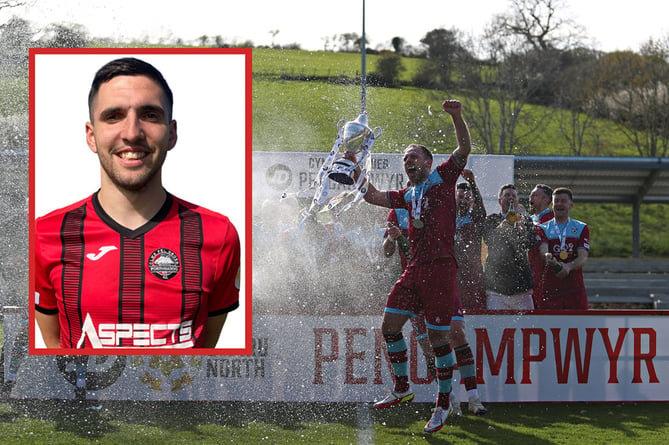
[354,113,368,127]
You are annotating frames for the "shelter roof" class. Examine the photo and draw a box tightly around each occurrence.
[514,156,669,204]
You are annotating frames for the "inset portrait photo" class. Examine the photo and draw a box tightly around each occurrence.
[29,48,252,355]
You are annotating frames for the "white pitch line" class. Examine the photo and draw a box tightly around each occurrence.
[356,403,374,444]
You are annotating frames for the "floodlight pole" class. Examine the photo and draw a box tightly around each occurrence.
[360,0,367,115]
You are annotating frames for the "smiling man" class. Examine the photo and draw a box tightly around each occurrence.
[34,57,241,349]
[355,99,472,433]
[482,184,537,311]
[537,187,590,310]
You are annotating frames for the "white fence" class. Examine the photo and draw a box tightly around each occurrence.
[4,309,667,402]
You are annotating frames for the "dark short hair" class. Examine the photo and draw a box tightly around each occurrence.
[553,187,573,201]
[405,144,433,161]
[456,182,471,191]
[88,57,173,121]
[498,183,516,198]
[533,183,553,198]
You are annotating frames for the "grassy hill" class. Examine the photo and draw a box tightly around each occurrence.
[252,48,635,156]
[251,48,669,257]
[1,46,667,256]
[253,47,422,83]
[254,79,453,154]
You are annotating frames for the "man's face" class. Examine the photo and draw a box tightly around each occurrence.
[498,187,518,214]
[529,187,550,214]
[403,146,432,185]
[85,75,177,193]
[455,188,472,214]
[552,193,573,219]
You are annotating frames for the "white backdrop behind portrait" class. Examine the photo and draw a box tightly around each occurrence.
[32,50,249,349]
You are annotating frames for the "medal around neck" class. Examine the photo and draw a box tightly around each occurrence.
[409,180,429,230]
[559,250,569,260]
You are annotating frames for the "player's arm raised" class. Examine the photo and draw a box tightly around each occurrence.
[443,100,472,169]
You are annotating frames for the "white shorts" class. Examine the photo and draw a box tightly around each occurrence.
[486,289,534,310]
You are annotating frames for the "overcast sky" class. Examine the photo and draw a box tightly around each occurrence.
[5,0,668,53]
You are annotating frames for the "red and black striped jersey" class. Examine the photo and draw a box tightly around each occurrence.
[35,192,240,349]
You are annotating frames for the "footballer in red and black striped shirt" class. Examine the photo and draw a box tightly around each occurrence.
[34,57,240,349]
[35,192,240,348]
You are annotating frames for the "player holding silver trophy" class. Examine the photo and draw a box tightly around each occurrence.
[350,99,473,433]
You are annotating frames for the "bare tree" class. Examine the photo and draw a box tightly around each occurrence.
[0,1,27,10]
[553,48,602,155]
[491,0,586,51]
[591,43,669,157]
[460,0,588,154]
[321,35,336,51]
[461,28,557,154]
[269,29,279,48]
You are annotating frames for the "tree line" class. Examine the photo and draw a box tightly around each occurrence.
[369,1,669,158]
[2,0,669,157]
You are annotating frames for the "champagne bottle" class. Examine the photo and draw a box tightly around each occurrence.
[506,200,517,224]
[544,252,562,273]
[396,234,411,258]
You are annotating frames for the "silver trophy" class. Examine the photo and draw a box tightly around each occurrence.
[300,2,381,224]
[327,113,381,185]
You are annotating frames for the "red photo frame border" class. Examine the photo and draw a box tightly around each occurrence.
[28,47,253,356]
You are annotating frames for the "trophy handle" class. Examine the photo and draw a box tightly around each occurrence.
[373,126,383,138]
[337,119,347,134]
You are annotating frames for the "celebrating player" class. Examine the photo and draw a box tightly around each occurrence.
[355,99,472,433]
[34,57,241,349]
[537,187,590,309]
[384,171,488,417]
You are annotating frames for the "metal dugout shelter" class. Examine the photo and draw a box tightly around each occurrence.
[513,156,669,257]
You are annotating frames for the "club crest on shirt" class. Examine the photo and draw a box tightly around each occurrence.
[148,248,180,280]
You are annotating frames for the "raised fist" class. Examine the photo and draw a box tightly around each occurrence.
[442,99,462,116]
[461,168,475,182]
